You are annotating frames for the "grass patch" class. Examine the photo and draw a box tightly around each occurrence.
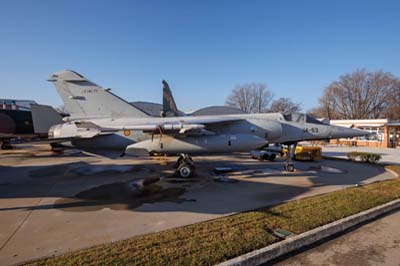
[27,166,400,266]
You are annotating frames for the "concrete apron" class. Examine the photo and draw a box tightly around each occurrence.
[217,198,400,266]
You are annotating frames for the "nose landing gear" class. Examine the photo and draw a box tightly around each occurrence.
[284,162,295,172]
[284,143,296,172]
[174,153,195,178]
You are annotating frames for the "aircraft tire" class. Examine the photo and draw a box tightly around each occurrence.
[286,163,295,172]
[177,163,194,178]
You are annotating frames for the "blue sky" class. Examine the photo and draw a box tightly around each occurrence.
[0,0,399,112]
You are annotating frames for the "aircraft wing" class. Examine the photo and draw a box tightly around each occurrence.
[47,116,244,141]
[104,116,244,135]
[180,116,243,125]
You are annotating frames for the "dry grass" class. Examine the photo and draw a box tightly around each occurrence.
[27,166,400,266]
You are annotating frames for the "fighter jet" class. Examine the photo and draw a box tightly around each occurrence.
[47,70,368,177]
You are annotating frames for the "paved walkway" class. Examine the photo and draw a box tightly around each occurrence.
[273,210,400,266]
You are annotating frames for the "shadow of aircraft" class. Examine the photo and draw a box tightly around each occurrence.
[0,154,389,215]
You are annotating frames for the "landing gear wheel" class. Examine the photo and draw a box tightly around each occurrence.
[175,154,195,178]
[177,163,194,178]
[1,141,13,150]
[285,163,295,172]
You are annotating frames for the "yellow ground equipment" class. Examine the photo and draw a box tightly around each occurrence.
[294,144,322,161]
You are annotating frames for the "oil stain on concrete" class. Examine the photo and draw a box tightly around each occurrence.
[54,181,193,212]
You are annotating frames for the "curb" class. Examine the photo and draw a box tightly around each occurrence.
[385,168,400,179]
[217,198,400,266]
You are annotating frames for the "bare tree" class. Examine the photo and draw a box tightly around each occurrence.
[385,81,400,120]
[315,69,399,119]
[308,106,334,119]
[269,97,301,114]
[309,89,342,119]
[225,83,273,113]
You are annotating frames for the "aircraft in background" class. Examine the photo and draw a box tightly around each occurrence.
[131,80,244,118]
[161,80,245,117]
[0,99,62,149]
[45,70,368,177]
[161,80,180,117]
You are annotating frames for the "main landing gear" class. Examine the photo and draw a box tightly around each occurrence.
[1,140,13,150]
[284,143,296,172]
[174,153,195,178]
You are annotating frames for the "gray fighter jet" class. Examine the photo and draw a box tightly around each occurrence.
[47,70,368,177]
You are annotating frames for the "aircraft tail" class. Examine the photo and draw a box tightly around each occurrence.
[162,80,180,117]
[48,70,149,119]
[30,104,63,134]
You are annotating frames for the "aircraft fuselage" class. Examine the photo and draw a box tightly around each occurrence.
[65,112,365,155]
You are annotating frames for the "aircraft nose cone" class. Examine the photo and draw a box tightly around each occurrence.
[331,126,370,139]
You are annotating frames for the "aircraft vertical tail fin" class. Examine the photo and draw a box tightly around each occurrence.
[30,104,63,134]
[48,70,149,119]
[162,80,180,117]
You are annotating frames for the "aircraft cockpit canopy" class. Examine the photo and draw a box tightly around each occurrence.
[283,113,324,125]
[283,113,304,122]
